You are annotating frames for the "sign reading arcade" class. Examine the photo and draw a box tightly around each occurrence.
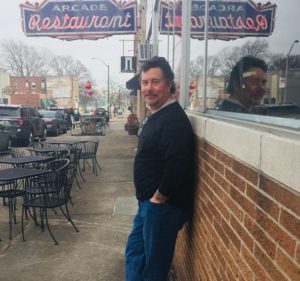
[160,0,277,40]
[20,0,137,40]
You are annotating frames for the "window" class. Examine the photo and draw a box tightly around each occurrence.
[185,0,300,128]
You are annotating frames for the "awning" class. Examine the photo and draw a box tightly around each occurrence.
[41,99,55,107]
[126,74,140,90]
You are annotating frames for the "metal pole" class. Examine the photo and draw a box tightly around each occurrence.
[203,0,209,113]
[107,64,110,117]
[284,40,299,103]
[91,57,110,114]
[179,0,191,108]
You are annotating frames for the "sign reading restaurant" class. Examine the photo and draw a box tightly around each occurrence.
[20,0,137,40]
[160,0,276,40]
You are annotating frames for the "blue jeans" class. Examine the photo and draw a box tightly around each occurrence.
[125,200,188,281]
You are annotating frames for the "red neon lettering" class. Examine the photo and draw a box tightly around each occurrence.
[28,13,132,31]
[28,14,41,31]
[245,18,255,30]
[256,15,268,31]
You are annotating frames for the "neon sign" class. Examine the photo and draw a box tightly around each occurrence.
[20,0,137,40]
[160,0,277,40]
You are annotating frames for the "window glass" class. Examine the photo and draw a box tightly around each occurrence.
[188,0,300,121]
[30,108,38,118]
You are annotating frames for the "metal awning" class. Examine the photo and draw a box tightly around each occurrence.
[126,74,140,90]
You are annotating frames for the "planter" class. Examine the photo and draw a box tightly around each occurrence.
[125,114,140,135]
[127,125,139,135]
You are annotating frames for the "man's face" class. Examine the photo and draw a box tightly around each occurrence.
[141,67,172,111]
[239,67,268,109]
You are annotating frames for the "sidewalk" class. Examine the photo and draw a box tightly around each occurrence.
[0,118,138,281]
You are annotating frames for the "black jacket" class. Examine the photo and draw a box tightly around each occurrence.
[134,102,195,214]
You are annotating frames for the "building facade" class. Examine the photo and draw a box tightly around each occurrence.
[142,1,300,280]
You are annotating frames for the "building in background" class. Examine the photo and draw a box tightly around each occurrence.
[46,76,79,109]
[10,76,46,107]
[0,69,12,104]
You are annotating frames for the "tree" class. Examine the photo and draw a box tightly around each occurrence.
[191,38,271,76]
[0,39,50,76]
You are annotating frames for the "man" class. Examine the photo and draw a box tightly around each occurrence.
[125,56,195,281]
[218,56,268,113]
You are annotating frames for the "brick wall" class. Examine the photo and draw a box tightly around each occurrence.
[172,138,300,281]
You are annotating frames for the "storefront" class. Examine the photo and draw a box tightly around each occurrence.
[145,1,300,280]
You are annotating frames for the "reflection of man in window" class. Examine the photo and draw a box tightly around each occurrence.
[218,56,268,113]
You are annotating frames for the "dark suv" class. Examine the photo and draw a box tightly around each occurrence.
[0,104,46,146]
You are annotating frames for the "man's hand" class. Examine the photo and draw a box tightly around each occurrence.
[150,190,168,204]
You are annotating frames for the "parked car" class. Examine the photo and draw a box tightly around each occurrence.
[38,109,68,136]
[0,120,12,151]
[0,104,46,146]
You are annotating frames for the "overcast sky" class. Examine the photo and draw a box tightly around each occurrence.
[0,1,136,90]
[0,0,299,91]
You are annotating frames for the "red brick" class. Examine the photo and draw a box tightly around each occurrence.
[280,209,300,240]
[254,208,296,257]
[230,214,254,252]
[230,185,257,218]
[213,220,229,249]
[276,247,300,281]
[219,270,230,281]
[219,241,240,277]
[225,168,246,192]
[214,172,230,193]
[223,191,244,222]
[254,244,288,281]
[226,265,237,281]
[297,244,300,265]
[203,161,215,178]
[199,148,210,163]
[211,241,227,272]
[229,244,254,281]
[241,245,272,281]
[212,191,230,221]
[232,159,258,186]
[213,159,225,175]
[203,141,217,157]
[208,200,222,224]
[222,218,241,251]
[246,184,280,221]
[260,175,300,216]
[245,215,276,259]
[216,150,233,167]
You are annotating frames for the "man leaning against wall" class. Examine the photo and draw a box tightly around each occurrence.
[125,56,196,281]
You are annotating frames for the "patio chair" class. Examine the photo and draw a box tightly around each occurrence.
[71,115,82,136]
[69,147,82,190]
[0,156,24,239]
[22,159,79,245]
[79,140,101,176]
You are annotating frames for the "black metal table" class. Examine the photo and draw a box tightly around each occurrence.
[47,140,87,147]
[27,147,67,157]
[0,155,54,167]
[0,167,50,239]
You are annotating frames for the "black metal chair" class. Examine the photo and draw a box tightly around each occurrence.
[79,140,101,176]
[68,147,82,190]
[22,159,79,245]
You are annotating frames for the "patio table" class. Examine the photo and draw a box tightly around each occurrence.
[27,146,67,157]
[0,155,54,168]
[0,167,50,239]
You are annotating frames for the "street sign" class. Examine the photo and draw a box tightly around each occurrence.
[2,86,14,96]
[121,56,137,73]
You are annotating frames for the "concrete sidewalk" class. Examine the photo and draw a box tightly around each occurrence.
[0,118,138,281]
